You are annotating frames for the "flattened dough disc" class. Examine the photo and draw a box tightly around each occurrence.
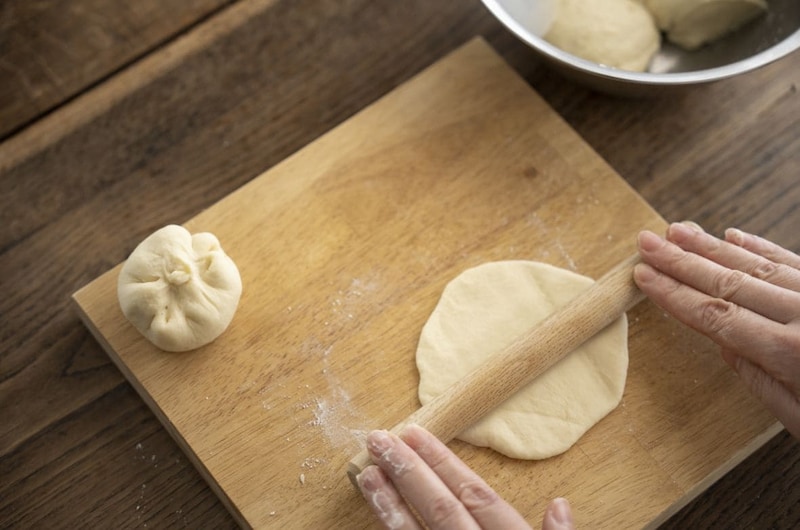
[416,261,628,459]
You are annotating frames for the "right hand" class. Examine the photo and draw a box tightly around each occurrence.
[634,222,800,439]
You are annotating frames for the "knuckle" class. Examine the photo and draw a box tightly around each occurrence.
[712,269,749,299]
[749,259,778,280]
[458,480,500,511]
[699,298,739,340]
[427,495,464,526]
[751,260,790,285]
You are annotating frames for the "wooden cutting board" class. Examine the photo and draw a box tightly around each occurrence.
[72,38,779,529]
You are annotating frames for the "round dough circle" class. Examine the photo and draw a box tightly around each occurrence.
[416,261,628,460]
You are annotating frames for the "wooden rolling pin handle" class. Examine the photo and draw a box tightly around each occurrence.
[347,253,645,486]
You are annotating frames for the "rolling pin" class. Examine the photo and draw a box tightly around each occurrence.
[347,253,645,485]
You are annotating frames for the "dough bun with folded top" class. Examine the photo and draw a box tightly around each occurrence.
[117,224,242,352]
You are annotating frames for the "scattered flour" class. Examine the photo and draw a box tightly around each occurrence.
[525,211,578,270]
[309,385,368,452]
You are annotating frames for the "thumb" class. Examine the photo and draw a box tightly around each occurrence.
[721,349,800,439]
[542,497,575,530]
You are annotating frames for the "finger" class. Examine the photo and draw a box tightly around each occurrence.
[400,424,532,529]
[721,349,800,440]
[725,227,800,272]
[665,222,800,292]
[357,465,422,530]
[366,429,481,530]
[638,229,800,323]
[541,498,575,530]
[633,261,797,374]
[667,222,800,296]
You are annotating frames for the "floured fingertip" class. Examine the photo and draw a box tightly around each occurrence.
[367,430,415,477]
[356,466,408,530]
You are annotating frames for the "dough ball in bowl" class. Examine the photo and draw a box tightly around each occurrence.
[645,0,768,50]
[481,0,800,95]
[545,0,661,72]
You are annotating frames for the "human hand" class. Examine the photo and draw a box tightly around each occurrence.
[634,222,800,439]
[356,423,575,530]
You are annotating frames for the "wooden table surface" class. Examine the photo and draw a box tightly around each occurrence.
[2,1,799,528]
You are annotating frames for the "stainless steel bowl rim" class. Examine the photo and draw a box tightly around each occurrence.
[482,0,800,86]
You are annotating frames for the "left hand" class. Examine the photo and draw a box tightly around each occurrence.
[355,423,574,529]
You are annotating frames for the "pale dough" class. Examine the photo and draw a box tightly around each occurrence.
[644,0,768,50]
[117,225,242,352]
[416,261,628,460]
[544,0,660,72]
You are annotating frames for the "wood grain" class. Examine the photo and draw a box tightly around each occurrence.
[0,0,233,139]
[73,39,778,529]
[2,0,799,528]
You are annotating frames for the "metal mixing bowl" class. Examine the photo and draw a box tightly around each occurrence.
[481,0,800,96]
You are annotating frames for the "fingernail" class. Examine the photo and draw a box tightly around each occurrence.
[667,222,695,241]
[356,465,379,492]
[725,227,745,246]
[367,430,393,456]
[398,423,417,439]
[398,423,427,452]
[637,230,663,252]
[680,220,704,232]
[633,263,658,284]
[550,497,573,525]
[356,469,407,529]
[367,431,414,476]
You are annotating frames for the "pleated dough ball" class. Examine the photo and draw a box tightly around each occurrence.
[117,225,242,352]
[545,0,660,72]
